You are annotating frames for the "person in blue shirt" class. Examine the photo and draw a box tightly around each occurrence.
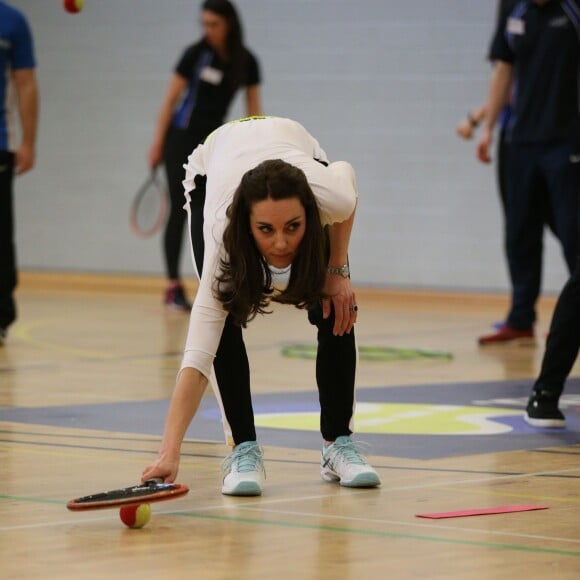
[148,0,262,311]
[477,0,580,345]
[0,1,39,345]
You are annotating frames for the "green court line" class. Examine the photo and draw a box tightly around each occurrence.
[281,343,453,362]
[173,511,580,557]
[1,495,579,557]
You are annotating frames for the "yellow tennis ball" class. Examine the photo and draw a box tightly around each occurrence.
[119,503,151,529]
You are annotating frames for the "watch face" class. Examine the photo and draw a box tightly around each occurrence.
[328,265,349,277]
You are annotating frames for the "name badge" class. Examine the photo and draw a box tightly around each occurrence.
[507,17,525,35]
[200,66,223,85]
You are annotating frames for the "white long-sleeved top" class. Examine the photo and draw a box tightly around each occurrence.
[180,116,358,378]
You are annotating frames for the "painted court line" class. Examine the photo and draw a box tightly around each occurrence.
[382,465,580,493]
[235,505,580,546]
[0,439,223,463]
[2,501,579,557]
[3,460,576,523]
[3,438,578,492]
[171,511,580,557]
[437,485,580,504]
[6,430,578,478]
[2,482,579,552]
[0,514,115,532]
[0,435,544,478]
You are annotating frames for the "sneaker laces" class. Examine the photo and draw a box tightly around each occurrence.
[222,442,265,475]
[323,437,368,468]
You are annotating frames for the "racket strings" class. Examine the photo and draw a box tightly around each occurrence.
[130,172,169,238]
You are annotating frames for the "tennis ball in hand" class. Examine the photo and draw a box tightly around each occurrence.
[63,0,84,13]
[119,504,151,529]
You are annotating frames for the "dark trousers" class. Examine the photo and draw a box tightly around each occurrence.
[188,185,357,445]
[162,126,205,281]
[533,205,580,398]
[504,140,579,329]
[0,151,16,330]
[496,128,508,215]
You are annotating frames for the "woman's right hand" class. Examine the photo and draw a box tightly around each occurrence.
[141,454,179,484]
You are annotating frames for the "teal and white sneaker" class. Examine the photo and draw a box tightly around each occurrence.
[321,436,381,487]
[221,441,265,496]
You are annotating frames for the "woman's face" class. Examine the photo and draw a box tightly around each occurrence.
[201,10,228,50]
[249,197,307,269]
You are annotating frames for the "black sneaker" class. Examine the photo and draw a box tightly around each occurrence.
[524,391,566,428]
[163,284,192,312]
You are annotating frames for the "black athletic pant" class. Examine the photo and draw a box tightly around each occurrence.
[504,140,578,330]
[188,180,357,445]
[162,126,206,281]
[532,208,580,399]
[0,151,17,330]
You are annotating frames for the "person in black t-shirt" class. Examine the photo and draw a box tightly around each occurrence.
[476,0,580,345]
[148,0,262,311]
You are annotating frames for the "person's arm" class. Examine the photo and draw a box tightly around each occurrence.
[476,61,512,163]
[13,68,38,175]
[324,208,357,337]
[244,84,262,117]
[456,103,486,140]
[141,368,208,483]
[148,73,188,169]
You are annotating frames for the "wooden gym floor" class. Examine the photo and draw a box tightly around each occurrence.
[1,272,579,579]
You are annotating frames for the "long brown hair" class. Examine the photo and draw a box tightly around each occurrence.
[202,0,245,90]
[216,159,328,327]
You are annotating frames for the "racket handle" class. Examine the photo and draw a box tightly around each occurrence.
[144,477,164,485]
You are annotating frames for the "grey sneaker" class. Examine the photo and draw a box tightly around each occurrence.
[321,436,381,487]
[221,441,265,496]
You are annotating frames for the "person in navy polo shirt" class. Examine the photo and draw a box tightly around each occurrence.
[0,2,39,345]
[476,0,580,345]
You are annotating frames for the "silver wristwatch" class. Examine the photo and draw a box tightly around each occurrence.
[327,264,350,278]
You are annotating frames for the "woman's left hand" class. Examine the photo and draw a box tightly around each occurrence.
[322,275,358,336]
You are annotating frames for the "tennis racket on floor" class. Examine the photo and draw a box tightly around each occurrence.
[129,170,169,238]
[66,479,189,511]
